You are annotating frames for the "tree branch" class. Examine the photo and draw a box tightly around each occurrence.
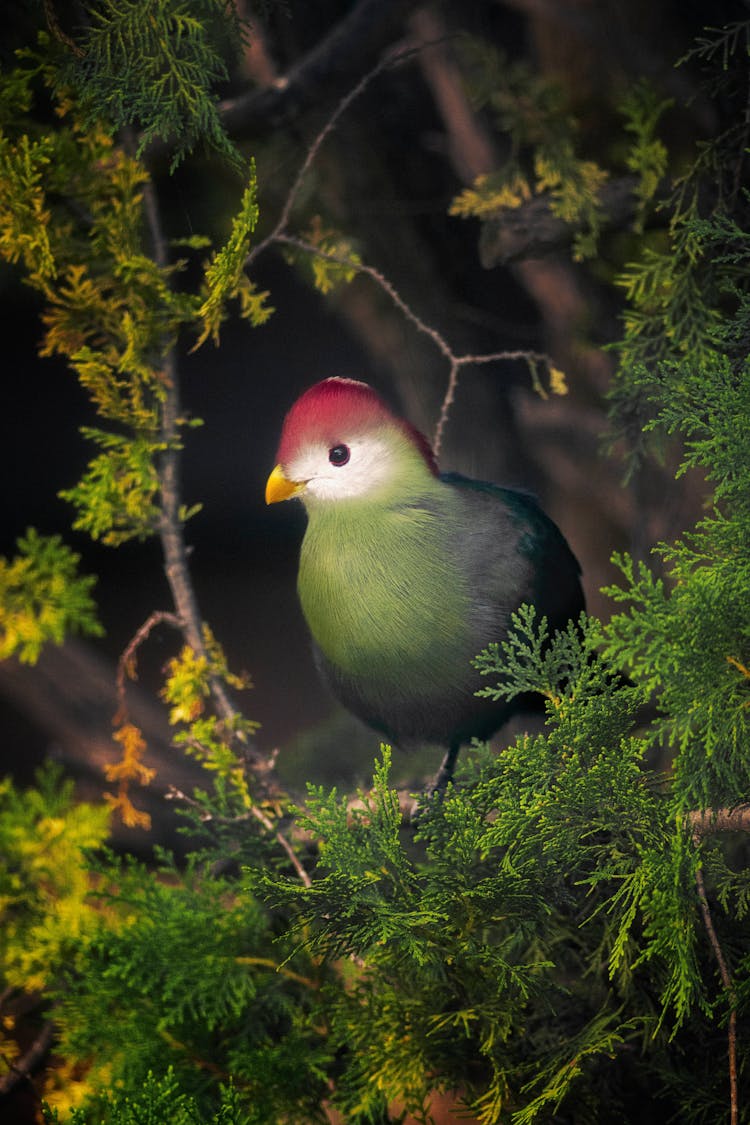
[271,233,555,456]
[694,862,738,1125]
[115,609,182,725]
[141,178,264,766]
[166,785,312,888]
[217,0,414,140]
[688,806,750,836]
[477,175,643,267]
[0,1020,55,1097]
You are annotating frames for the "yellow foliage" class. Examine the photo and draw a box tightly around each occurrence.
[106,722,155,785]
[103,789,152,830]
[43,1056,115,1118]
[302,215,361,295]
[162,644,211,724]
[103,722,155,830]
[549,366,569,396]
[450,172,532,218]
[0,781,110,992]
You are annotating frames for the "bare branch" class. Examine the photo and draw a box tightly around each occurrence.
[115,610,182,724]
[272,233,555,456]
[0,1020,55,1097]
[141,178,263,765]
[690,807,745,1125]
[218,0,415,140]
[239,45,559,457]
[688,806,750,836]
[166,785,312,888]
[694,863,738,1125]
[246,41,424,271]
[478,176,643,267]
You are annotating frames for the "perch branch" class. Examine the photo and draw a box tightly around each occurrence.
[688,805,750,836]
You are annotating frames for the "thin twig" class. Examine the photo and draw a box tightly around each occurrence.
[273,234,455,362]
[43,0,84,56]
[166,785,311,887]
[688,798,749,1125]
[694,859,738,1125]
[246,42,422,272]
[273,234,553,456]
[241,42,556,458]
[115,609,182,723]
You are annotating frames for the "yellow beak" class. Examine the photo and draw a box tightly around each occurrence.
[265,463,306,504]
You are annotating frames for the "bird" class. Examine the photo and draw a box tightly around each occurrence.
[265,377,584,789]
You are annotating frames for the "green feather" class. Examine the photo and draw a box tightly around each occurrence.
[298,464,471,698]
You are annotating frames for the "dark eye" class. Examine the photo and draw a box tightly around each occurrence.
[328,444,350,466]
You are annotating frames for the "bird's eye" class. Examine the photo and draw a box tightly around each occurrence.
[328,444,350,466]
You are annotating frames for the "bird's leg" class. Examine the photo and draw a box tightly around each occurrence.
[408,742,461,826]
[430,742,460,794]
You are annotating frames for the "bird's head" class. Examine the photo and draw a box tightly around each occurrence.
[265,377,439,506]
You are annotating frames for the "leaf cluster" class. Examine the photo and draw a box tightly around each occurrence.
[256,613,739,1124]
[449,36,613,261]
[44,847,332,1123]
[0,529,102,663]
[44,1067,248,1125]
[0,763,109,999]
[161,625,259,788]
[610,20,750,449]
[61,0,249,171]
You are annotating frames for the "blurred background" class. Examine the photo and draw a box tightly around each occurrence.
[0,0,719,843]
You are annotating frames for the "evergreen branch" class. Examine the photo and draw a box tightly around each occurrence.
[0,531,102,664]
[157,1027,246,1084]
[165,784,312,888]
[477,174,645,267]
[67,0,245,170]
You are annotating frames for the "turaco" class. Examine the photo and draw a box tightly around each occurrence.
[266,377,584,788]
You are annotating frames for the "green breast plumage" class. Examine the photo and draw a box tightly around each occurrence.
[297,489,472,696]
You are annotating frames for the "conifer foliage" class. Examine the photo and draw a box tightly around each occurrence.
[0,4,749,1123]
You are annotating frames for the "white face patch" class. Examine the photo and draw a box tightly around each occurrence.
[285,432,400,503]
